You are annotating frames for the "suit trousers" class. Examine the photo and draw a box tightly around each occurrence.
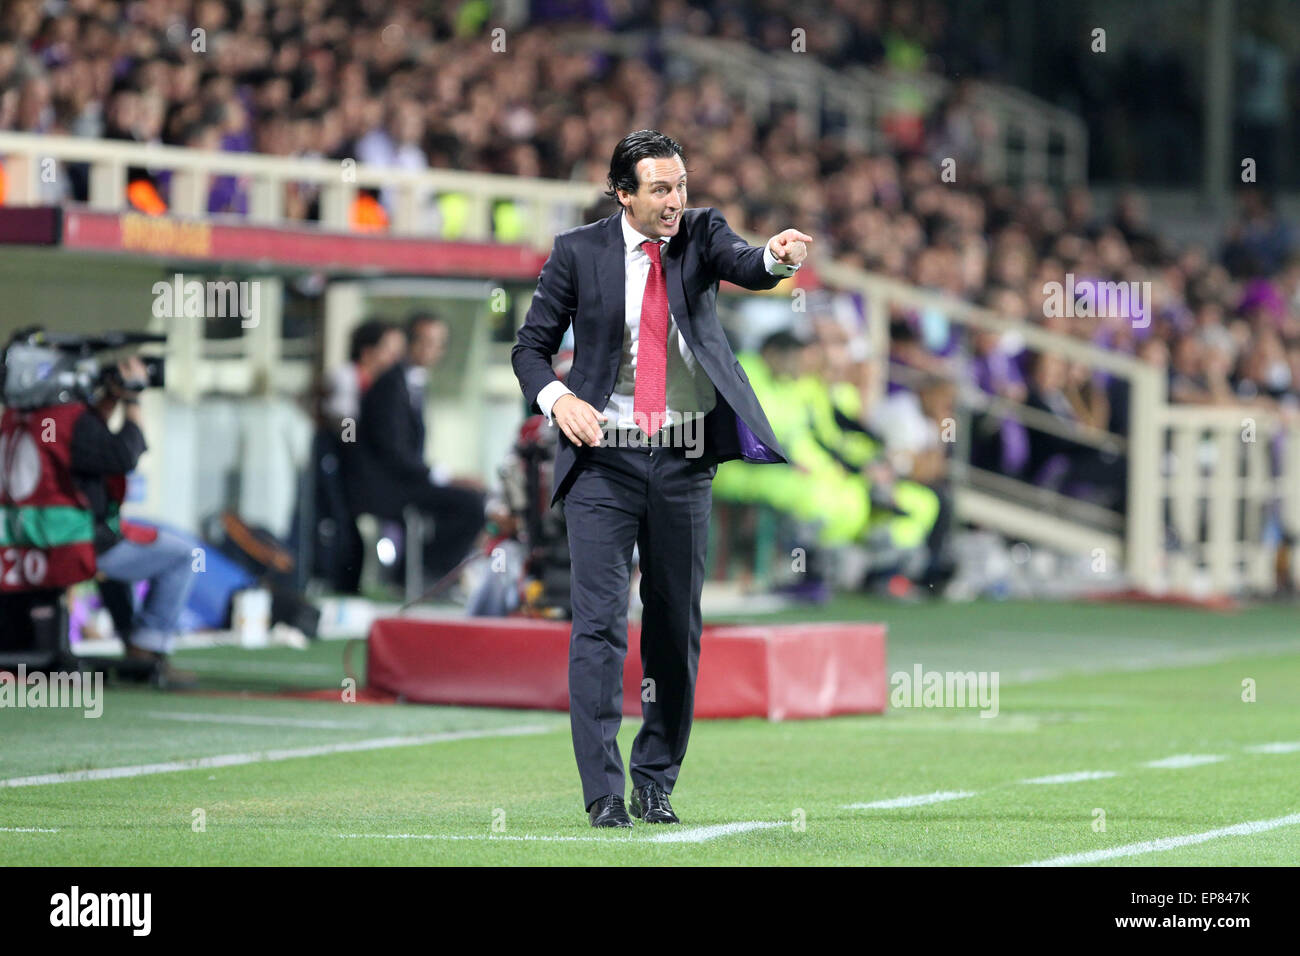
[562,433,715,810]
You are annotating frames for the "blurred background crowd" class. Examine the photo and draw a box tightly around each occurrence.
[6,0,1300,595]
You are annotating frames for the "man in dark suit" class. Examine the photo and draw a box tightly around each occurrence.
[512,130,811,827]
[350,313,485,583]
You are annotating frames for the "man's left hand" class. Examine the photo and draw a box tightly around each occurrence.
[768,229,813,266]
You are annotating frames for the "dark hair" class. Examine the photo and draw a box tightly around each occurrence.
[759,330,808,355]
[349,319,393,363]
[605,130,686,206]
[405,311,444,344]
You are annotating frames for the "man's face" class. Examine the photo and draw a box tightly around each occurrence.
[799,343,824,377]
[409,320,448,369]
[377,329,406,372]
[920,382,956,422]
[762,346,799,380]
[618,155,687,240]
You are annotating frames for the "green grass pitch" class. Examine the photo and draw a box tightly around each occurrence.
[2,598,1298,866]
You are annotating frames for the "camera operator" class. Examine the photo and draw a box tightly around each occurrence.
[72,356,196,682]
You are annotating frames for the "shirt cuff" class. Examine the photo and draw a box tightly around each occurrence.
[763,238,801,277]
[429,464,452,485]
[537,380,574,421]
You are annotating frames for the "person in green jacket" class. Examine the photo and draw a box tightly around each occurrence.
[715,332,869,547]
[714,326,948,596]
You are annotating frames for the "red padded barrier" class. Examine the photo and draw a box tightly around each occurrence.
[366,617,886,720]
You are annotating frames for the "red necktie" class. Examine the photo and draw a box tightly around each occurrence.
[635,239,669,436]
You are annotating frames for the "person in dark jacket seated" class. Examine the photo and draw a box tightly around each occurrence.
[349,313,486,585]
[1025,351,1125,511]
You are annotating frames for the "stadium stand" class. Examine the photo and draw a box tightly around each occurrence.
[3,0,1299,597]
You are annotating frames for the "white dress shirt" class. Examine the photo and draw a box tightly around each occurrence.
[537,211,800,427]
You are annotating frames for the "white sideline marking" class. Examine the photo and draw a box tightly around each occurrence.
[1022,771,1118,785]
[0,725,555,788]
[339,821,786,844]
[1144,754,1225,769]
[842,742,1287,820]
[342,833,607,842]
[644,820,786,843]
[844,791,976,809]
[145,711,363,730]
[1018,812,1300,867]
[1245,742,1300,754]
[0,826,58,833]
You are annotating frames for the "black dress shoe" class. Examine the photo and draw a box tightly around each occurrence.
[588,794,633,828]
[629,782,680,824]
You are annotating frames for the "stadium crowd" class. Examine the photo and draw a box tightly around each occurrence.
[5,0,1300,590]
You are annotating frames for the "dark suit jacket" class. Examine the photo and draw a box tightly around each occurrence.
[345,362,427,518]
[512,207,789,505]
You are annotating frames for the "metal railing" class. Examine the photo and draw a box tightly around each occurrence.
[1156,405,1300,595]
[563,30,1087,187]
[810,262,1300,596]
[0,131,604,250]
[813,259,1166,590]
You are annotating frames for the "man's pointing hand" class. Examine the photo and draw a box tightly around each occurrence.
[768,229,813,266]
